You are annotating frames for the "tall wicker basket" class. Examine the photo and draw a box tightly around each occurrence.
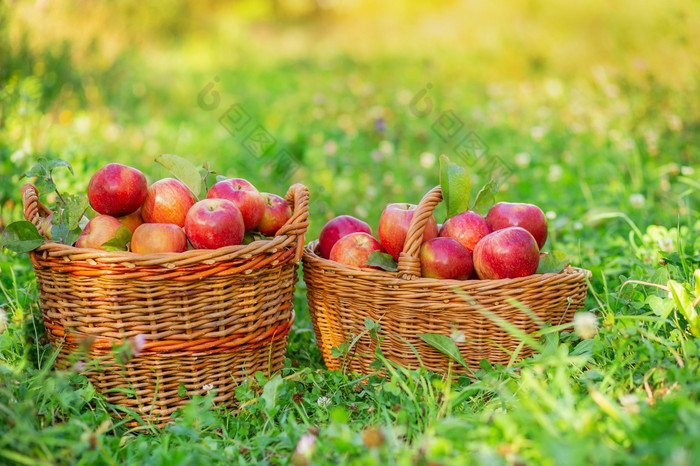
[21,183,309,425]
[303,185,589,375]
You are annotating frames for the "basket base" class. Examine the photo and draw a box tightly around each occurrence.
[55,336,289,425]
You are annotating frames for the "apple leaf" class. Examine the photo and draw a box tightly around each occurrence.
[23,158,74,197]
[471,179,499,214]
[242,231,268,244]
[536,250,570,274]
[155,154,202,199]
[418,333,469,369]
[51,223,83,246]
[364,251,398,272]
[61,193,90,230]
[100,226,132,252]
[440,155,471,219]
[1,221,45,253]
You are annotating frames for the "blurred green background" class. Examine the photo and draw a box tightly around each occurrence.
[2,0,699,241]
[3,2,700,463]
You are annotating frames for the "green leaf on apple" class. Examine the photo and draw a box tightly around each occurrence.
[61,193,90,230]
[100,226,132,252]
[242,231,268,244]
[51,223,83,247]
[155,154,202,199]
[1,221,45,253]
[418,333,469,369]
[536,250,570,274]
[440,155,471,219]
[22,158,74,197]
[364,251,398,272]
[471,179,499,214]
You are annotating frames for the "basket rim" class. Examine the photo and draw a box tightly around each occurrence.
[21,182,310,266]
[303,239,592,286]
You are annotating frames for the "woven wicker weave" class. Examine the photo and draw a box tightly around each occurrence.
[303,185,589,374]
[21,182,309,424]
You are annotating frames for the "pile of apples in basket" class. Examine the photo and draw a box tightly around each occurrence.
[69,161,291,253]
[318,155,569,279]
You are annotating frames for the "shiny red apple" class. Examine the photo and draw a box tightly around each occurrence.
[87,163,147,217]
[75,215,122,250]
[184,199,245,249]
[130,223,187,254]
[206,178,265,231]
[439,210,491,253]
[329,232,384,269]
[378,203,438,261]
[486,202,548,249]
[256,193,292,236]
[318,215,372,259]
[141,178,196,227]
[420,237,473,280]
[473,226,539,279]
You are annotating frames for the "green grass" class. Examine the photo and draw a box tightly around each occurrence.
[2,1,700,464]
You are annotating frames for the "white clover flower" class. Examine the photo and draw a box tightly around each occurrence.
[530,125,547,141]
[419,152,436,169]
[450,327,466,343]
[202,383,214,393]
[316,396,331,408]
[574,312,598,340]
[629,194,645,209]
[668,114,683,132]
[412,175,425,188]
[619,394,640,414]
[514,152,531,168]
[548,164,563,182]
[296,434,317,455]
[0,308,7,334]
[323,140,337,156]
[379,140,394,156]
[129,334,146,357]
[546,211,557,220]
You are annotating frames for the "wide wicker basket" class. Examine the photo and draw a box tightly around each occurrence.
[21,182,309,425]
[303,185,589,375]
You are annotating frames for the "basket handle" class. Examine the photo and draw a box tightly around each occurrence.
[277,183,310,262]
[21,183,53,239]
[397,185,443,280]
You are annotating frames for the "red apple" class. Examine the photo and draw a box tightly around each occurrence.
[130,223,187,254]
[141,178,196,227]
[473,226,540,279]
[256,193,292,236]
[329,232,384,269]
[318,215,372,259]
[184,199,245,249]
[486,202,548,249]
[206,178,265,231]
[75,215,122,250]
[118,209,144,234]
[439,211,491,253]
[420,237,473,280]
[378,203,438,261]
[87,163,147,217]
